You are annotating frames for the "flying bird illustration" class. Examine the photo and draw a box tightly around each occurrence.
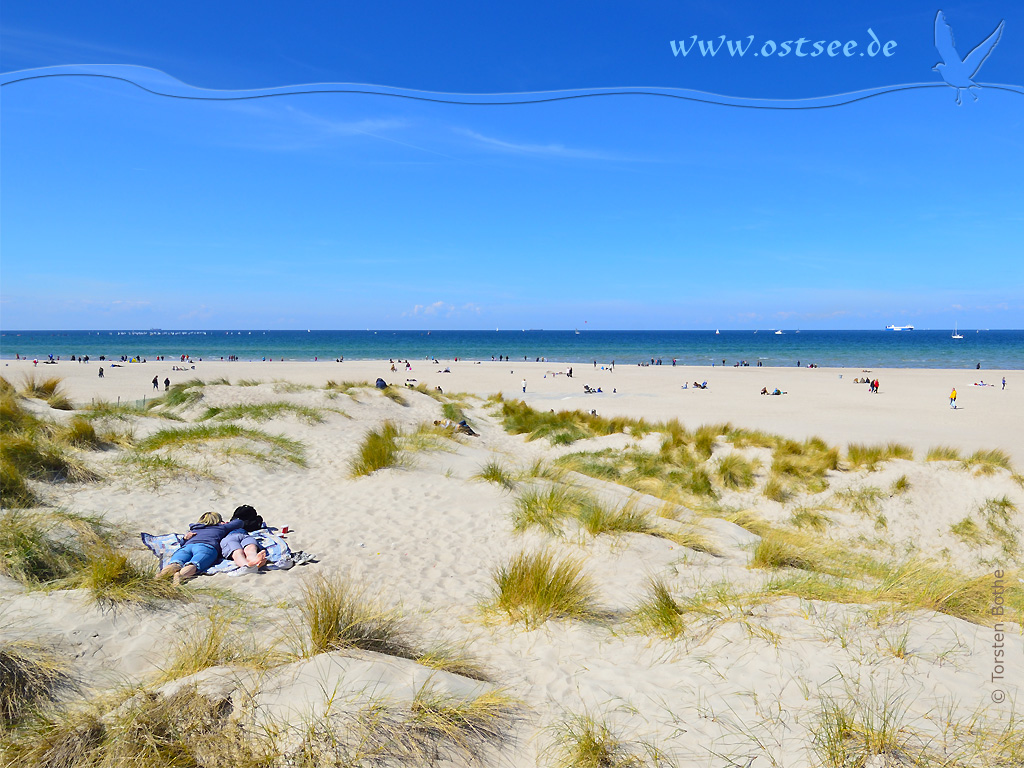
[933,10,1004,104]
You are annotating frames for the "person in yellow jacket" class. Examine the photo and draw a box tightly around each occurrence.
[950,387,957,409]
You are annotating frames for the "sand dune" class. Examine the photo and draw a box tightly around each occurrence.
[1,360,1021,766]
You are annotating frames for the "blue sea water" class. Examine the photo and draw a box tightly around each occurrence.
[1,329,1021,369]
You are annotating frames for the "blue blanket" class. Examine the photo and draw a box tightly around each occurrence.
[140,528,310,575]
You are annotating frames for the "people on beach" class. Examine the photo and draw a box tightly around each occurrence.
[152,376,159,390]
[1003,377,1007,390]
[157,511,247,584]
[221,505,268,574]
[522,379,527,393]
[98,368,103,378]
[164,377,170,391]
[950,387,957,408]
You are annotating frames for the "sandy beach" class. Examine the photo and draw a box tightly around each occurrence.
[2,358,1022,766]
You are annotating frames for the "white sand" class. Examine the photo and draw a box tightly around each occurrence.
[2,358,1022,765]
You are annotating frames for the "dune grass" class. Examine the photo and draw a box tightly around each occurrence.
[889,474,911,495]
[138,423,306,466]
[161,378,207,409]
[550,711,668,768]
[159,609,280,681]
[511,485,591,534]
[1,392,100,506]
[0,510,92,584]
[474,459,517,491]
[117,452,215,487]
[812,689,919,768]
[789,506,833,531]
[633,577,688,639]
[0,640,74,727]
[962,448,1014,475]
[768,437,838,494]
[951,516,987,547]
[766,561,1018,625]
[750,530,826,572]
[927,445,962,462]
[2,683,275,768]
[832,485,885,517]
[81,398,182,422]
[415,642,490,681]
[846,442,914,471]
[72,543,184,607]
[714,452,759,490]
[349,422,403,477]
[499,398,636,445]
[200,402,325,425]
[490,550,602,628]
[408,683,518,764]
[296,573,416,659]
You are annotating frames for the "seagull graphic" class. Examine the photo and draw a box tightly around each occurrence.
[933,10,1004,104]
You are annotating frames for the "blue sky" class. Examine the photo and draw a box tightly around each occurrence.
[1,1,1022,330]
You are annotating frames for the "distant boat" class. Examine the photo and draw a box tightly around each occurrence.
[952,323,963,339]
[715,329,720,335]
[575,329,580,335]
[885,325,915,331]
[775,330,783,335]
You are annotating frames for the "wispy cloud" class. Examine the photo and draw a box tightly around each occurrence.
[402,300,483,319]
[455,128,638,161]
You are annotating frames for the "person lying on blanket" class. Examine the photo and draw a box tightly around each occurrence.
[156,511,246,584]
[221,504,269,574]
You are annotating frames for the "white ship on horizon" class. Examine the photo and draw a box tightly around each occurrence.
[885,324,915,331]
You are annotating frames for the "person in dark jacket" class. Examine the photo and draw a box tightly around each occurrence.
[157,511,245,584]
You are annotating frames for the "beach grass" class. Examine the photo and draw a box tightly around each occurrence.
[349,421,404,476]
[159,608,280,681]
[490,550,601,628]
[714,452,759,490]
[0,640,73,727]
[633,577,687,638]
[812,689,919,768]
[550,711,666,768]
[962,448,1013,475]
[296,573,415,659]
[161,378,207,409]
[1,684,275,768]
[408,683,518,763]
[846,442,914,471]
[926,445,962,462]
[199,402,325,425]
[138,423,306,466]
[415,641,490,681]
[73,543,184,607]
[511,485,591,534]
[0,509,89,584]
[473,459,517,491]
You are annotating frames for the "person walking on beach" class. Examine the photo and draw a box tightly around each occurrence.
[98,367,103,378]
[522,379,527,393]
[1003,377,1006,390]
[152,376,159,390]
[164,377,170,391]
[950,387,957,408]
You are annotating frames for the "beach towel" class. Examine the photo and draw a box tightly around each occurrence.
[140,528,315,575]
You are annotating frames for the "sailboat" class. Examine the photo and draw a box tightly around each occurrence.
[952,323,963,340]
[715,329,720,335]
[575,329,580,335]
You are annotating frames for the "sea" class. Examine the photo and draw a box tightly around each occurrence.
[1,329,1021,369]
